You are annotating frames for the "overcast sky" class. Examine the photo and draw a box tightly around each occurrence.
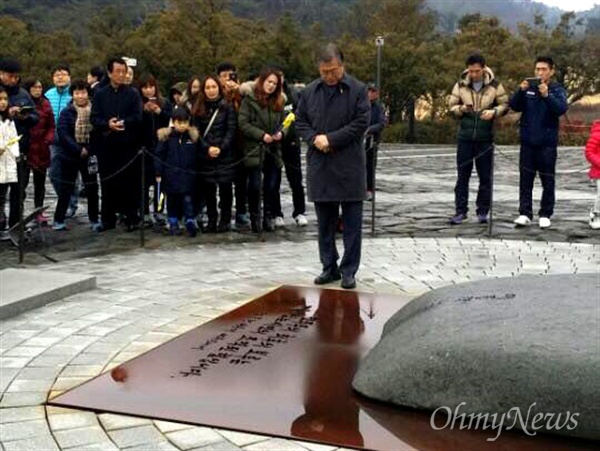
[538,0,597,10]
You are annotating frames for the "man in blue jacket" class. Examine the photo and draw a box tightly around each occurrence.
[510,56,568,229]
[296,44,370,289]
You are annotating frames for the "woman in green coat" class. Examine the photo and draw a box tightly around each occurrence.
[238,68,286,232]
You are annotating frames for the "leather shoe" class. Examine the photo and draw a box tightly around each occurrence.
[314,271,341,285]
[341,275,356,289]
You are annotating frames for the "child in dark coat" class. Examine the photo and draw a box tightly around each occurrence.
[155,107,202,236]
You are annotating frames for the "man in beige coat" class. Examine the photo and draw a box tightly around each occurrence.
[448,53,508,225]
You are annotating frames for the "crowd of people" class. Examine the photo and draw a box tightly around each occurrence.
[0,46,598,288]
[0,53,386,240]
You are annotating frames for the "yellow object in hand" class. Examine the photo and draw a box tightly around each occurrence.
[4,135,22,148]
[281,112,296,131]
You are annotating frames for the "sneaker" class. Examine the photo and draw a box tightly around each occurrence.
[590,216,600,230]
[168,218,180,236]
[295,214,308,227]
[539,217,551,229]
[235,213,250,227]
[52,222,68,231]
[90,222,103,232]
[263,217,274,232]
[185,219,197,237]
[274,216,285,228]
[449,213,467,225]
[66,206,78,218]
[366,190,373,201]
[0,231,10,241]
[36,212,49,225]
[477,213,488,224]
[514,215,531,227]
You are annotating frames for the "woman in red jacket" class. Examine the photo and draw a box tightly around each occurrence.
[585,120,600,230]
[23,79,55,225]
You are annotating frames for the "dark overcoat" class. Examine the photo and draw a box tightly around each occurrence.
[295,73,370,202]
[193,98,237,183]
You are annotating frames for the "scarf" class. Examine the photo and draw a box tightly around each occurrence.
[75,104,92,144]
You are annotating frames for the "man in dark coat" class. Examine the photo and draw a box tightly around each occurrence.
[364,83,386,201]
[0,58,39,228]
[91,57,143,231]
[296,44,370,289]
[509,56,568,230]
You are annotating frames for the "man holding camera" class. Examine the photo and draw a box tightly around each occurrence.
[448,53,508,225]
[0,58,39,229]
[91,57,142,231]
[510,56,568,229]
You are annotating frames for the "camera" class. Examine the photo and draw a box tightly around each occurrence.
[17,105,35,114]
[122,56,137,67]
[526,77,540,88]
[229,72,238,82]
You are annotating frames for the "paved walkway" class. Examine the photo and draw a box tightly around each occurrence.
[1,236,598,450]
[0,145,597,268]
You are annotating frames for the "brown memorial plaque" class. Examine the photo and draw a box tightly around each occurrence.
[47,286,597,450]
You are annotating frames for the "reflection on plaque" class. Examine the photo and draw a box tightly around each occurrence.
[47,286,597,451]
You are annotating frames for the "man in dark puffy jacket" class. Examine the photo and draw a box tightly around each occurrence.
[0,57,39,228]
[448,53,508,225]
[296,44,370,290]
[510,56,568,230]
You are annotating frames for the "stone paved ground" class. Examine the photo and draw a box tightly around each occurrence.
[0,145,597,268]
[0,143,598,450]
[1,237,598,450]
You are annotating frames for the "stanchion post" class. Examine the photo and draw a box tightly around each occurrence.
[373,36,384,235]
[18,159,25,264]
[140,147,146,247]
[488,144,495,238]
[258,145,264,241]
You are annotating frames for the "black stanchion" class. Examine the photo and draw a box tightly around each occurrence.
[258,145,264,241]
[17,160,25,264]
[140,147,146,247]
[371,144,377,235]
[488,144,495,238]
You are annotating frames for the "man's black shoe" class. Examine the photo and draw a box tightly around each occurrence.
[341,275,356,289]
[314,271,341,285]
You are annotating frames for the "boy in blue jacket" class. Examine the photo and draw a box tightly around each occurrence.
[510,56,568,229]
[155,107,202,237]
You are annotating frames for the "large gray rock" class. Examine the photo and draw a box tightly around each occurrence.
[353,274,600,440]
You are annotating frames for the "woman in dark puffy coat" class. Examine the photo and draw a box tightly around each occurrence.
[22,78,55,224]
[191,75,237,232]
[138,74,172,221]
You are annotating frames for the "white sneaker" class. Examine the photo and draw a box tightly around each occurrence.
[590,211,600,230]
[513,215,531,226]
[274,216,285,228]
[295,214,308,227]
[539,217,551,229]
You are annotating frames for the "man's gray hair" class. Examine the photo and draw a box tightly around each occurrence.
[317,43,344,64]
